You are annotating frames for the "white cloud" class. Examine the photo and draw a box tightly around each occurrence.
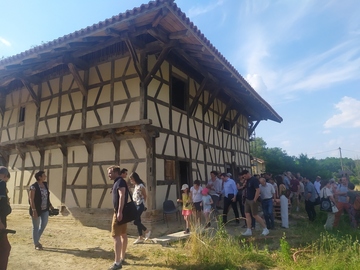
[232,0,360,103]
[324,96,360,128]
[323,130,331,134]
[0,37,11,47]
[245,74,267,94]
[188,0,225,18]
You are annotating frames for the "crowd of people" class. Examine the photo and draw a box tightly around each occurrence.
[177,170,360,237]
[1,165,359,270]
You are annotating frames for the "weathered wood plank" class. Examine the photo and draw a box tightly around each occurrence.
[169,30,191,40]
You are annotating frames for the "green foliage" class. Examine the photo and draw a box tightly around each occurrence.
[166,223,360,270]
[279,233,291,262]
[250,136,359,180]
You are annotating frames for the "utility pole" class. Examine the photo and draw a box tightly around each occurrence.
[339,147,344,173]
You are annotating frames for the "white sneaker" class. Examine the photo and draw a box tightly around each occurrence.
[261,228,269,236]
[242,229,252,236]
[133,238,144,244]
[144,230,152,241]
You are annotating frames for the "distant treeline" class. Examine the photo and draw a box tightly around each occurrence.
[250,137,360,184]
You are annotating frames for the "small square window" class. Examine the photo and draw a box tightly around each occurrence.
[19,107,25,122]
[223,120,230,131]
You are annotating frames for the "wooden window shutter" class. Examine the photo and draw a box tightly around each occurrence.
[165,160,175,181]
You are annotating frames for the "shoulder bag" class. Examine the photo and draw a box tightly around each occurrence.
[117,184,138,225]
[320,189,332,212]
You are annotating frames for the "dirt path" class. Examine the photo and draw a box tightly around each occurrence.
[6,208,184,270]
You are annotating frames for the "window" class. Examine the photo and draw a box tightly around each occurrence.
[223,119,230,131]
[165,160,175,181]
[19,106,25,122]
[171,76,186,111]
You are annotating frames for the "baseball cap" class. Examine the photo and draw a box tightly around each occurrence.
[181,184,189,190]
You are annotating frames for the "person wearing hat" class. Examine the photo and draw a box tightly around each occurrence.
[0,166,12,270]
[320,179,337,230]
[177,184,192,234]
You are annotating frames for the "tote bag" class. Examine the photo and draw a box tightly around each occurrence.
[117,185,137,225]
[320,189,332,212]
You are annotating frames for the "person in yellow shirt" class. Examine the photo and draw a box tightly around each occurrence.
[177,184,192,234]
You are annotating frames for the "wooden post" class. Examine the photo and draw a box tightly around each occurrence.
[85,141,93,208]
[146,136,156,211]
[60,145,68,210]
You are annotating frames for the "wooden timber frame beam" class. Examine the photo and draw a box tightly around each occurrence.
[19,78,40,107]
[166,40,263,120]
[0,149,9,166]
[143,40,177,87]
[152,7,169,27]
[124,37,143,80]
[56,137,68,210]
[248,120,260,138]
[106,26,145,80]
[67,62,88,97]
[110,129,120,165]
[203,87,221,115]
[0,93,5,117]
[189,77,208,116]
[230,110,243,128]
[81,135,94,208]
[217,99,235,130]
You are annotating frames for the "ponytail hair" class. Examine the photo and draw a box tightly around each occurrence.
[129,172,145,186]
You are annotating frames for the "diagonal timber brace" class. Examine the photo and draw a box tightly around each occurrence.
[189,77,208,116]
[67,63,87,97]
[124,37,143,80]
[217,99,234,130]
[143,41,176,87]
[19,78,40,107]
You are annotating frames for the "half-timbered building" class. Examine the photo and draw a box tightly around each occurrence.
[0,0,282,215]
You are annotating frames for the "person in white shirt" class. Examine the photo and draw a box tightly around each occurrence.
[259,177,275,229]
[129,172,151,244]
[314,176,321,194]
[190,180,203,224]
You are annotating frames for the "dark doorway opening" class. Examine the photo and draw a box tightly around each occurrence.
[179,161,191,194]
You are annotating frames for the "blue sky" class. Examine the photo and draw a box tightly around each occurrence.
[1,0,360,159]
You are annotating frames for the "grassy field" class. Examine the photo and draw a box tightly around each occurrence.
[164,205,360,270]
[6,204,360,270]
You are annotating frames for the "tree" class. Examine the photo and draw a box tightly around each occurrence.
[250,137,267,159]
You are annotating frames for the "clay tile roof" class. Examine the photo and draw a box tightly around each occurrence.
[0,0,282,123]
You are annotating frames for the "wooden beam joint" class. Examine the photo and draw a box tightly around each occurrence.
[19,78,40,107]
[217,99,234,130]
[67,63,87,96]
[189,77,208,116]
[143,40,177,86]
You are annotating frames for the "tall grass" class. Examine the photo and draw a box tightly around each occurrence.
[166,217,360,270]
